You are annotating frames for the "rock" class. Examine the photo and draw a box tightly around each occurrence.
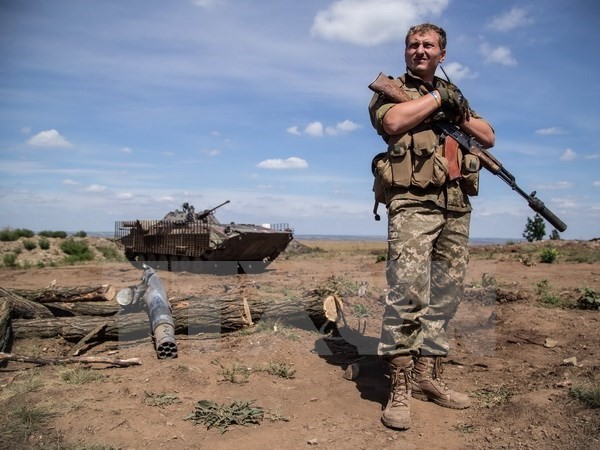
[343,363,360,380]
[561,357,577,366]
[544,338,558,348]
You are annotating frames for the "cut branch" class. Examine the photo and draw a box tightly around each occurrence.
[8,285,115,304]
[0,352,141,367]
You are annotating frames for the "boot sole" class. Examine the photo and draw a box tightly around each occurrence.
[381,417,411,430]
[411,391,470,410]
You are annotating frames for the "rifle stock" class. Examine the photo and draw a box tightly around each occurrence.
[368,72,567,232]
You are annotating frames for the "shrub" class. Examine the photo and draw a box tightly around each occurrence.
[577,287,600,310]
[2,253,18,268]
[0,227,34,241]
[38,237,50,250]
[38,230,67,238]
[539,247,559,264]
[60,238,94,264]
[22,239,37,251]
[72,230,87,238]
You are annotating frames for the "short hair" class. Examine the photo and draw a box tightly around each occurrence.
[405,23,447,50]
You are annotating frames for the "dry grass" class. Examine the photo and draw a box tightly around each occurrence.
[297,240,386,253]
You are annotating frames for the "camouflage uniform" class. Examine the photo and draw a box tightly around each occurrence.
[369,70,488,358]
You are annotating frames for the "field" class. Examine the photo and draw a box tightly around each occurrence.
[0,236,599,449]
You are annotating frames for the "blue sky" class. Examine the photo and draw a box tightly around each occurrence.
[1,0,598,239]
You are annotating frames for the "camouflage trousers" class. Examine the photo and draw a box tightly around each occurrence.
[378,199,471,357]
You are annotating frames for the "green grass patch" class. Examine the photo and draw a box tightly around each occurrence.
[60,238,94,264]
[186,399,264,433]
[472,386,513,407]
[60,367,106,384]
[0,227,34,241]
[569,383,600,408]
[0,403,55,444]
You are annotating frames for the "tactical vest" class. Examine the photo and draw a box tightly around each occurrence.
[369,75,480,206]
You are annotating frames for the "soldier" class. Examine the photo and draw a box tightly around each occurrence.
[368,23,495,430]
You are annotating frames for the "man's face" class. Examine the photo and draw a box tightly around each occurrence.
[404,30,446,79]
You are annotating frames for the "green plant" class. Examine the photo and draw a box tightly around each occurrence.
[72,230,87,237]
[95,245,124,261]
[352,303,372,318]
[535,279,563,307]
[2,252,17,268]
[472,386,513,407]
[143,391,181,407]
[569,383,600,408]
[60,238,94,264]
[0,227,34,241]
[38,230,67,238]
[38,236,50,250]
[60,367,105,384]
[539,247,559,263]
[576,287,600,310]
[186,399,264,433]
[375,254,386,263]
[219,363,252,383]
[522,213,546,242]
[0,403,55,444]
[22,239,37,251]
[262,362,296,379]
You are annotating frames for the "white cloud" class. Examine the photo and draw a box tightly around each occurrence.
[116,192,133,200]
[325,120,361,136]
[593,181,600,188]
[27,129,73,148]
[120,146,133,154]
[86,184,107,193]
[488,7,534,32]
[584,154,600,160]
[257,157,308,170]
[535,181,573,190]
[190,0,221,8]
[439,62,477,82]
[289,120,360,137]
[62,179,79,186]
[205,149,220,157]
[480,43,517,66]
[560,148,576,161]
[311,0,449,46]
[305,121,324,137]
[535,127,566,136]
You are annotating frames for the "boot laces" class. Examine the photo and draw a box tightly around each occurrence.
[390,366,412,407]
[432,357,451,392]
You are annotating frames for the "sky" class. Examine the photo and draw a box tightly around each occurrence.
[1,0,599,240]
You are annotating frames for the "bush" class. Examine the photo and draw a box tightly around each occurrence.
[72,230,87,238]
[539,247,559,264]
[38,237,50,250]
[0,227,34,242]
[60,238,94,264]
[577,287,600,310]
[38,230,67,239]
[3,253,18,268]
[22,239,37,251]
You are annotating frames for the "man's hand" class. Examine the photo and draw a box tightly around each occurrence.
[436,87,470,124]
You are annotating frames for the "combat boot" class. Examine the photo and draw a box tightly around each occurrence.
[381,355,413,430]
[412,355,471,409]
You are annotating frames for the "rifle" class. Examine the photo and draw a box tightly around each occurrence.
[368,72,567,232]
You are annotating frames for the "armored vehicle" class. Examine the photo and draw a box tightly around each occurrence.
[115,201,293,274]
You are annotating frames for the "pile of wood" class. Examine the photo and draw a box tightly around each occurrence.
[0,282,343,361]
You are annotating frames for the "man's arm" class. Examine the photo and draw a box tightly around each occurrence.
[382,92,495,149]
[381,94,439,135]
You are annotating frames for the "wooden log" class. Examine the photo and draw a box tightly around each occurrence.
[7,285,115,303]
[0,352,141,367]
[44,302,119,317]
[11,289,343,342]
[0,298,13,352]
[0,287,54,319]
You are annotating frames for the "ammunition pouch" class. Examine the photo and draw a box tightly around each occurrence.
[460,153,481,196]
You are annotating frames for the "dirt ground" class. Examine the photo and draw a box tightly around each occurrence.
[1,238,599,449]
